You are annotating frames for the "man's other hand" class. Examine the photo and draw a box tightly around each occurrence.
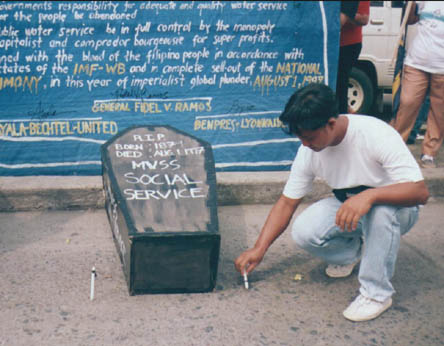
[335,192,373,232]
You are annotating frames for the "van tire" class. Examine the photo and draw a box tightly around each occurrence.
[348,67,374,114]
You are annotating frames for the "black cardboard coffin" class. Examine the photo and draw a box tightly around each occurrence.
[101,125,220,295]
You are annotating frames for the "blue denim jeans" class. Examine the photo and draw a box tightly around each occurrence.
[292,197,419,302]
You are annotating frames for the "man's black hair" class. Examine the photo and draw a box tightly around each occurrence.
[279,83,339,135]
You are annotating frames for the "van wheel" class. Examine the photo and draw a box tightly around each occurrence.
[348,67,374,114]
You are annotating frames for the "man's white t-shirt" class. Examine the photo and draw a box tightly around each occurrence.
[283,115,424,200]
[404,1,444,74]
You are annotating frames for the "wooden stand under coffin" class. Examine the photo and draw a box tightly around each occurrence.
[101,125,220,295]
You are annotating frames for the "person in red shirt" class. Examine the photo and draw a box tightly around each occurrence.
[336,1,370,114]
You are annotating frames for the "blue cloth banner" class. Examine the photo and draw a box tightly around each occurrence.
[0,1,339,175]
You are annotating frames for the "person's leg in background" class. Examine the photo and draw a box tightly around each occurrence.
[393,65,429,142]
[336,43,362,114]
[407,94,430,144]
[421,73,444,167]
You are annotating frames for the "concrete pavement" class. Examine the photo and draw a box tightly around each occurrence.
[1,201,443,345]
[1,139,444,345]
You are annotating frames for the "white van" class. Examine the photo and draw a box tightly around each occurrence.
[348,0,404,114]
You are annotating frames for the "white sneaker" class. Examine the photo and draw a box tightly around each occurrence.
[420,154,437,169]
[343,294,392,322]
[326,261,358,278]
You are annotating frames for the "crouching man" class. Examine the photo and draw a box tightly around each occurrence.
[234,83,429,321]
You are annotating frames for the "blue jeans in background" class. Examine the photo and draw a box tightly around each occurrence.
[291,197,419,302]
